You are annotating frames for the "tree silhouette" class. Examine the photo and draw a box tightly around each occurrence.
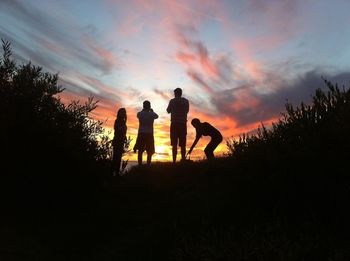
[0,40,109,178]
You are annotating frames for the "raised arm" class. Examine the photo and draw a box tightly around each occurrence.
[153,111,159,119]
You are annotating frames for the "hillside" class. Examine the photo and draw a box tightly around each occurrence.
[1,158,349,260]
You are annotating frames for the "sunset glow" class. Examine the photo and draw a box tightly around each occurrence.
[1,0,350,162]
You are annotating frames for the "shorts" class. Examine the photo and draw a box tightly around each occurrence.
[133,133,155,154]
[204,135,223,154]
[170,122,187,147]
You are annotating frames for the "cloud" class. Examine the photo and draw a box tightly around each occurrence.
[58,78,142,130]
[174,29,220,78]
[186,71,214,93]
[0,0,120,75]
[211,69,350,128]
[173,28,236,96]
[247,0,299,32]
[153,88,172,101]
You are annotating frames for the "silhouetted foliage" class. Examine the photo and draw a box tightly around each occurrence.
[227,79,350,162]
[0,40,111,180]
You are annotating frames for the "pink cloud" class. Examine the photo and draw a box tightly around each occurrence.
[176,51,196,64]
[233,40,265,83]
[174,30,220,78]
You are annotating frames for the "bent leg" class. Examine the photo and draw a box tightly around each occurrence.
[204,145,214,159]
[204,137,222,159]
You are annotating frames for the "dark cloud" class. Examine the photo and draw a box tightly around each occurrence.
[174,20,350,130]
[186,70,214,93]
[153,88,172,101]
[211,69,350,127]
[0,0,119,75]
[0,29,59,72]
[246,0,299,33]
[58,77,120,105]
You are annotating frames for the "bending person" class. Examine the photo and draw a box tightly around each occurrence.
[188,118,223,160]
[134,100,158,166]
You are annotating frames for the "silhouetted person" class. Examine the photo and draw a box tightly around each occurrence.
[166,87,189,163]
[134,101,158,166]
[112,108,127,176]
[188,118,223,160]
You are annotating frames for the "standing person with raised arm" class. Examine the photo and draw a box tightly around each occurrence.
[167,87,189,163]
[133,101,159,166]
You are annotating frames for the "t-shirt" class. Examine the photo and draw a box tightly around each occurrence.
[137,109,158,134]
[195,122,222,140]
[167,97,189,124]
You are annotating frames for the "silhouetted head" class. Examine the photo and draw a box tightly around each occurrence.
[191,118,201,127]
[174,87,182,98]
[117,107,127,123]
[143,100,151,110]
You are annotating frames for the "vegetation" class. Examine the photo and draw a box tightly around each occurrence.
[0,40,122,221]
[0,41,349,260]
[227,78,350,163]
[0,40,114,177]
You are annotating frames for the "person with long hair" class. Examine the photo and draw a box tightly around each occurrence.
[112,108,127,176]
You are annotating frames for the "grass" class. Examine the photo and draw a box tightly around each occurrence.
[2,157,349,260]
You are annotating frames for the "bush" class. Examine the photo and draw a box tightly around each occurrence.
[227,79,350,162]
[0,40,110,179]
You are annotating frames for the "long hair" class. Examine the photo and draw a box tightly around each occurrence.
[115,108,127,128]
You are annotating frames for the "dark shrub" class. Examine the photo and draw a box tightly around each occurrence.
[227,79,350,163]
[0,40,114,207]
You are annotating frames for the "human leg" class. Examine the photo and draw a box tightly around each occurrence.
[172,146,177,163]
[178,122,187,161]
[170,123,179,163]
[138,150,143,165]
[145,133,155,165]
[204,145,214,159]
[114,152,122,173]
[147,153,152,165]
[204,137,221,159]
[181,146,186,160]
[111,146,123,175]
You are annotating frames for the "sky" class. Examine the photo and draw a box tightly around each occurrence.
[1,0,350,161]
